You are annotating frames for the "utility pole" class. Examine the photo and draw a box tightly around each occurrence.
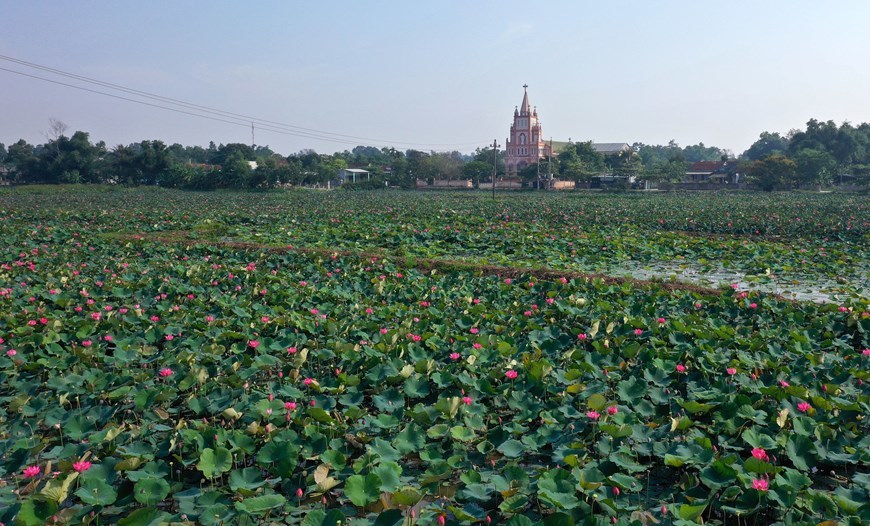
[491,139,498,199]
[251,122,255,148]
[548,137,553,190]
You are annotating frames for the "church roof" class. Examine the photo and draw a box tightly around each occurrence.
[550,141,631,154]
[591,143,631,154]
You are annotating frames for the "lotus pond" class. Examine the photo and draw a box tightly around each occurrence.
[0,187,868,525]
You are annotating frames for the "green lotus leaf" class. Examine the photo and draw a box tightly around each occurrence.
[198,447,233,479]
[234,493,287,514]
[345,473,382,506]
[76,477,118,506]
[133,477,170,506]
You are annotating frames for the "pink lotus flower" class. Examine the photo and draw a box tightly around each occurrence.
[285,401,297,410]
[159,368,173,377]
[797,401,811,413]
[505,370,518,379]
[449,353,461,361]
[73,461,92,473]
[303,378,314,385]
[504,278,512,285]
[296,488,304,498]
[586,411,600,420]
[657,317,666,324]
[752,478,769,491]
[469,328,479,334]
[779,380,790,387]
[81,340,92,347]
[6,349,16,357]
[380,328,388,334]
[248,340,259,348]
[749,303,758,309]
[862,349,870,356]
[205,315,214,322]
[607,406,619,415]
[751,448,769,461]
[287,347,297,354]
[22,465,41,478]
[612,486,620,496]
[676,364,686,373]
[577,333,587,340]
[726,367,737,375]
[461,396,472,405]
[634,328,643,336]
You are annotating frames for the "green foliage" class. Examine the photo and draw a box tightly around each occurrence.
[557,141,605,182]
[748,154,797,191]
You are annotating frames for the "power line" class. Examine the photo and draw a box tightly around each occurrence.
[0,53,486,149]
[0,66,364,145]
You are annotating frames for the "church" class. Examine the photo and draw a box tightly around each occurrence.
[504,84,552,177]
[504,85,631,178]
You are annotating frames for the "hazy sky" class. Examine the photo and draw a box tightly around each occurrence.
[2,1,870,156]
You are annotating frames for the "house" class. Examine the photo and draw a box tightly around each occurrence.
[338,168,370,184]
[684,161,739,184]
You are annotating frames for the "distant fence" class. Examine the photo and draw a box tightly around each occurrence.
[416,179,473,188]
[659,182,759,191]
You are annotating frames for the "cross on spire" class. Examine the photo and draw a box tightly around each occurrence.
[520,84,531,115]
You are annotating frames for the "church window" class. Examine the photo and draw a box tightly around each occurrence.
[520,134,526,145]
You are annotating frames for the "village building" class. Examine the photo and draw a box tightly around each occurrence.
[504,85,553,177]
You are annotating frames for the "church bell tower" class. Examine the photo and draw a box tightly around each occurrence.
[505,84,551,177]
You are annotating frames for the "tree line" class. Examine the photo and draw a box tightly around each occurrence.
[741,119,870,190]
[1,118,868,190]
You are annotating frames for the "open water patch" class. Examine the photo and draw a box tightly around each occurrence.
[607,261,869,303]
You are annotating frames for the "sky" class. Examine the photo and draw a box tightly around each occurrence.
[2,1,870,156]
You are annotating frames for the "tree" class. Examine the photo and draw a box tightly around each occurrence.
[611,150,643,180]
[463,160,491,187]
[218,151,252,188]
[743,132,788,161]
[642,157,688,184]
[748,154,796,191]
[682,142,726,162]
[558,141,604,184]
[5,139,39,183]
[472,146,505,178]
[44,118,68,146]
[793,148,836,190]
[108,144,139,185]
[43,131,105,184]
